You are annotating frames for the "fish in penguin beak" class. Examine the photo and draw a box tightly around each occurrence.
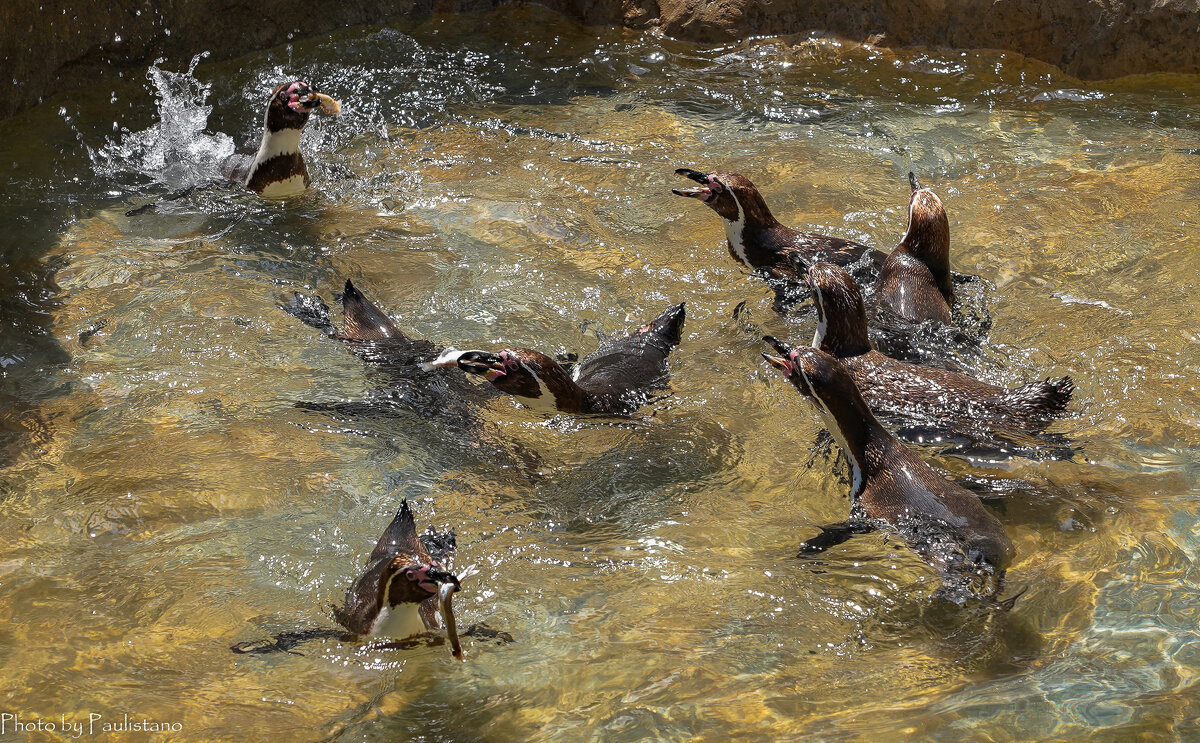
[420,348,510,381]
[280,81,341,115]
[672,168,717,201]
[426,566,461,591]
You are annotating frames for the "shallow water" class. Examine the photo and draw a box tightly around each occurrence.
[2,7,1200,741]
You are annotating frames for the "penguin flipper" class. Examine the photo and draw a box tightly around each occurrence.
[230,627,349,655]
[797,521,874,557]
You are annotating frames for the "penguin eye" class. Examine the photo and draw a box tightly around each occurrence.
[709,178,725,194]
[505,357,519,371]
[403,568,418,580]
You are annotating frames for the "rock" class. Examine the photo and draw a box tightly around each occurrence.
[4,0,1199,121]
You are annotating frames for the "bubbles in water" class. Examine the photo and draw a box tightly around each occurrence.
[91,51,235,191]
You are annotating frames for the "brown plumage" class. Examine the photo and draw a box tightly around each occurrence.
[671,168,886,289]
[877,173,954,324]
[333,500,461,638]
[807,262,1074,436]
[761,340,1014,601]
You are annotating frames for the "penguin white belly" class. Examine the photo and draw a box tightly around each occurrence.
[257,174,308,199]
[370,602,433,639]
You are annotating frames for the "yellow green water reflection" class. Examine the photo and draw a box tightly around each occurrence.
[1,6,1199,741]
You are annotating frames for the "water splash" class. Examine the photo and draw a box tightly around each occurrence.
[91,52,235,190]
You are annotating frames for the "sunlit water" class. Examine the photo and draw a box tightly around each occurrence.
[1,7,1199,741]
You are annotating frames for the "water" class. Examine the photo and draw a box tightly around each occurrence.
[1,6,1200,740]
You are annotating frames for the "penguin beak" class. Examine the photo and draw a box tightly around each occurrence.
[672,168,714,201]
[457,351,508,381]
[426,566,461,591]
[419,349,508,381]
[762,335,795,375]
[909,171,922,192]
[284,82,341,115]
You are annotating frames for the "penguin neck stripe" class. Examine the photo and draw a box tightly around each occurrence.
[797,361,865,497]
[725,191,749,265]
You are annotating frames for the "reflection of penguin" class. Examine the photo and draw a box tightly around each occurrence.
[762,339,1013,602]
[878,173,954,324]
[221,81,339,198]
[672,168,885,290]
[806,262,1073,435]
[422,304,686,415]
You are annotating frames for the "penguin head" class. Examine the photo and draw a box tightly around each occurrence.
[265,81,339,131]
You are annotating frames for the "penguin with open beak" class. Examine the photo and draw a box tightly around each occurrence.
[761,337,1015,603]
[672,167,886,306]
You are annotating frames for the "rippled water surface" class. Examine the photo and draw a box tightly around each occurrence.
[2,7,1200,741]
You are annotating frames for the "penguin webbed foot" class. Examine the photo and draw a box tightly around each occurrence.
[797,521,873,557]
[230,627,350,655]
[283,291,334,335]
[463,622,515,644]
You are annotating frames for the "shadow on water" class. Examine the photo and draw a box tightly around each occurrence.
[0,121,78,477]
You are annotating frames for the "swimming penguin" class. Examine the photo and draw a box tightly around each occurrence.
[805,261,1073,436]
[284,279,497,413]
[761,339,1014,602]
[672,168,886,302]
[333,500,469,656]
[421,304,686,415]
[222,80,340,198]
[877,173,954,324]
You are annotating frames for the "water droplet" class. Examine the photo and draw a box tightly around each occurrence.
[114,34,122,43]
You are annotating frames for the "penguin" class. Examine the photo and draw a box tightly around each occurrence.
[761,339,1014,602]
[672,167,886,304]
[333,500,468,655]
[222,80,339,198]
[877,173,954,324]
[805,261,1073,437]
[421,304,686,415]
